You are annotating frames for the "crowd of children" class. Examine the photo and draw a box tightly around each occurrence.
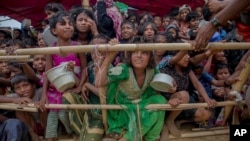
[0,0,249,140]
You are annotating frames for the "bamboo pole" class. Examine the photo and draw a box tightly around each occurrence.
[0,103,38,112]
[0,42,247,55]
[192,126,228,131]
[169,129,229,139]
[232,58,250,92]
[0,55,30,60]
[39,101,244,110]
[0,101,244,111]
[99,87,108,132]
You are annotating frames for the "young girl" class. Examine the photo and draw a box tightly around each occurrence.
[95,36,166,141]
[32,55,46,79]
[159,50,217,137]
[137,22,157,43]
[40,11,87,141]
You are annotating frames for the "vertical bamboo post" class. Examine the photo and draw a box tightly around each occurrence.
[99,87,108,132]
[224,58,250,125]
[232,58,250,92]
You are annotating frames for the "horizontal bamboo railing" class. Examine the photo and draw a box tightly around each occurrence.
[0,42,249,55]
[0,101,244,112]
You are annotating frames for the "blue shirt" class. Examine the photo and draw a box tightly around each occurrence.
[199,71,214,98]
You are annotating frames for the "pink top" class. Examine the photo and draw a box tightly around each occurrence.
[44,41,81,106]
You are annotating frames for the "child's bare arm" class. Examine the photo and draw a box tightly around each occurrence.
[189,70,217,106]
[95,39,118,87]
[170,50,188,65]
[21,63,40,84]
[85,82,99,96]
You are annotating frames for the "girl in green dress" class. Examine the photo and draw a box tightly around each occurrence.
[95,36,166,141]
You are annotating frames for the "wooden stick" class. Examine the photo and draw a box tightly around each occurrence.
[192,126,228,131]
[232,58,250,92]
[0,55,30,60]
[42,101,244,110]
[99,87,108,132]
[0,42,247,55]
[0,101,245,111]
[0,103,38,112]
[169,129,229,139]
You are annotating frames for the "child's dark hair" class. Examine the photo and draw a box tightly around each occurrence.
[121,20,136,30]
[6,39,25,48]
[49,11,73,35]
[91,34,111,44]
[202,7,212,21]
[154,32,167,42]
[189,29,197,40]
[169,7,179,19]
[126,36,155,69]
[185,12,199,22]
[127,11,139,23]
[139,12,154,23]
[11,73,33,88]
[192,63,204,71]
[214,63,231,75]
[44,2,65,13]
[8,62,23,71]
[23,37,37,47]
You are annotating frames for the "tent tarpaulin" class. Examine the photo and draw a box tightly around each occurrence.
[0,0,204,28]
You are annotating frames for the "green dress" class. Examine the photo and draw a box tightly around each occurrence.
[107,64,166,141]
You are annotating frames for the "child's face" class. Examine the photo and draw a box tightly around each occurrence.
[33,55,46,73]
[13,30,21,39]
[189,18,199,29]
[129,16,137,23]
[154,16,162,28]
[45,10,56,19]
[0,61,10,75]
[139,15,148,25]
[131,51,150,69]
[76,13,91,33]
[52,16,74,40]
[91,38,108,58]
[168,28,177,38]
[193,68,203,78]
[214,51,227,62]
[14,81,35,98]
[177,54,190,68]
[162,17,170,28]
[143,24,155,42]
[180,9,190,21]
[195,7,203,18]
[121,23,135,40]
[37,33,46,47]
[216,68,230,80]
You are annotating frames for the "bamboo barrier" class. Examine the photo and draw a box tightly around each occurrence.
[43,101,244,110]
[0,103,38,112]
[0,101,244,112]
[0,101,241,111]
[0,43,249,55]
[0,55,30,60]
[169,129,229,139]
[0,55,33,62]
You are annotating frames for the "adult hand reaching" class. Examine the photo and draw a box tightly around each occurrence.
[192,22,217,50]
